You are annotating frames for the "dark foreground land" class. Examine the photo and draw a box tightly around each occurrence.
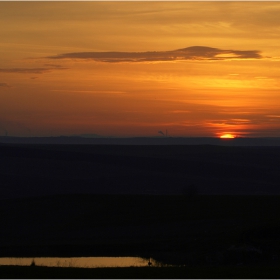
[1,143,280,278]
[3,265,280,279]
[1,195,280,263]
[1,142,280,197]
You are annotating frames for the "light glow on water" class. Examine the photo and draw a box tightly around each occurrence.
[0,257,158,268]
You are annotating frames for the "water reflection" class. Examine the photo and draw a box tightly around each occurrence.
[0,257,159,268]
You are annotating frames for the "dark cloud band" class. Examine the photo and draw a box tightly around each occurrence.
[0,66,68,74]
[0,82,10,88]
[47,46,263,62]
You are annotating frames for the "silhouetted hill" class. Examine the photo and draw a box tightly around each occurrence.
[1,136,280,145]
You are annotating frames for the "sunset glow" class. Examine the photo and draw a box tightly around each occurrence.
[220,134,235,139]
[1,2,280,137]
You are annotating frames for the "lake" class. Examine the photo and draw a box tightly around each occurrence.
[0,256,160,268]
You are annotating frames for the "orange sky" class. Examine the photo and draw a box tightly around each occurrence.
[1,2,280,137]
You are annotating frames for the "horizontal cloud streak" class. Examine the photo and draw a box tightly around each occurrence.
[47,46,263,63]
[0,66,68,74]
[0,82,10,88]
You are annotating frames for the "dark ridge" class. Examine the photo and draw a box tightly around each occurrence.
[2,136,280,145]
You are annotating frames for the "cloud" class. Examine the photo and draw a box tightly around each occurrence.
[43,64,66,68]
[0,65,68,74]
[47,46,263,63]
[0,82,10,88]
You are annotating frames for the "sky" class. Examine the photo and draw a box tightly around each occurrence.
[1,2,280,138]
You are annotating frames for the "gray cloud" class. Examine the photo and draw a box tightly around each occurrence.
[0,82,10,88]
[0,66,68,74]
[47,46,263,63]
[43,64,66,68]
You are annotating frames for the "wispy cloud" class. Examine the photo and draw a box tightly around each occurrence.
[47,46,263,63]
[0,65,68,74]
[43,63,66,68]
[50,89,127,94]
[0,82,10,88]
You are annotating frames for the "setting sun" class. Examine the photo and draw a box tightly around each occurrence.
[220,134,235,139]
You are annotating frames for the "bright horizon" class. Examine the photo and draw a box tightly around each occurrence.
[1,2,280,138]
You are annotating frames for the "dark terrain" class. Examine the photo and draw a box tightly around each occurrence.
[1,138,280,198]
[1,139,280,277]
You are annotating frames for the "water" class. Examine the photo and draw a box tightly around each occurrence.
[0,256,159,268]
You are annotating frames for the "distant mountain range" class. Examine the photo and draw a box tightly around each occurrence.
[1,136,280,146]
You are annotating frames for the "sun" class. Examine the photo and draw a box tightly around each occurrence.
[220,133,235,139]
